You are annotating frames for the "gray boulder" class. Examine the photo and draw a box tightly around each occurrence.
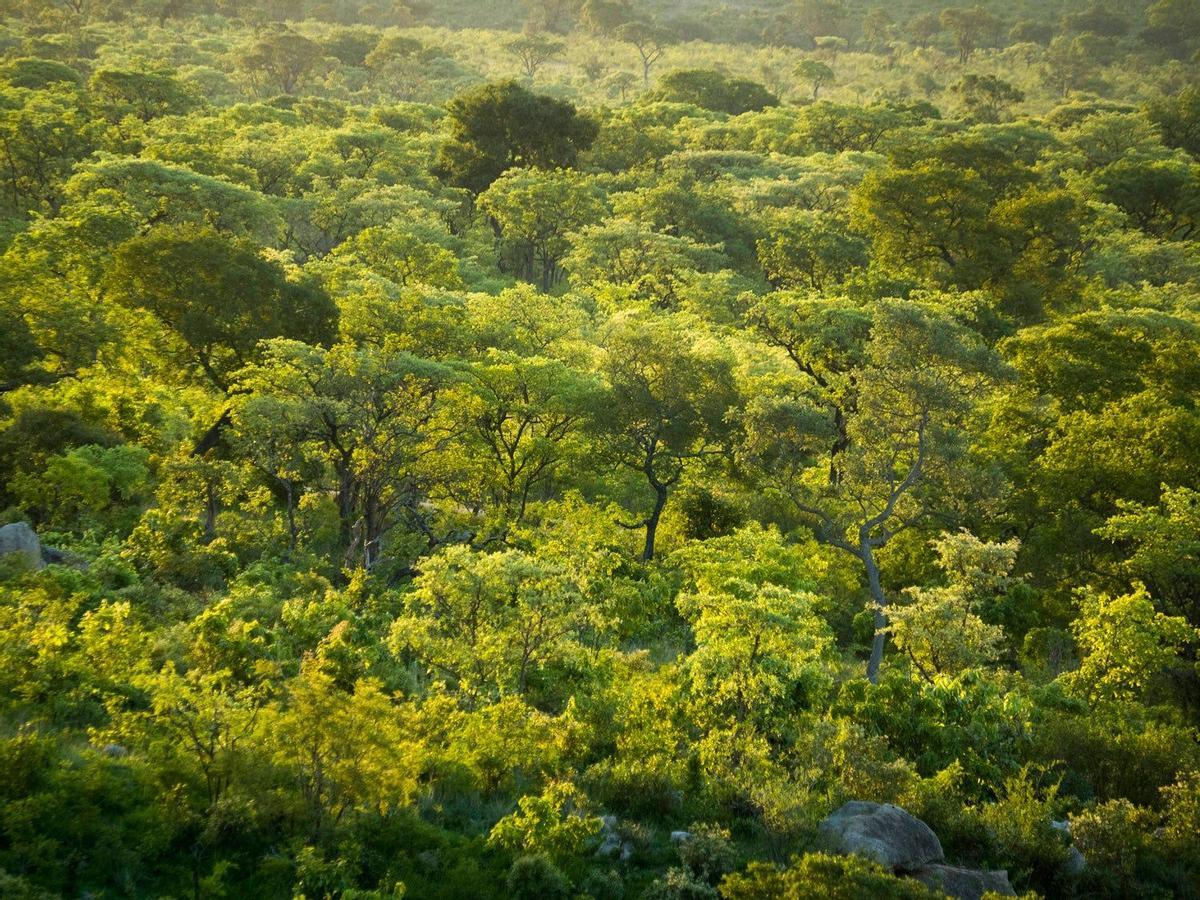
[1052,820,1086,874]
[818,801,944,871]
[595,816,622,859]
[1064,846,1086,875]
[0,522,43,571]
[912,864,1015,899]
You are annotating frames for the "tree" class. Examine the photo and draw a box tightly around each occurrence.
[673,525,835,733]
[795,59,834,101]
[389,544,593,698]
[0,83,95,217]
[1065,585,1197,703]
[940,6,1000,63]
[237,30,324,95]
[580,0,631,35]
[564,218,722,307]
[487,781,602,862]
[603,69,639,102]
[955,74,1024,123]
[908,12,940,49]
[521,0,582,34]
[62,156,282,240]
[618,20,670,88]
[261,665,420,841]
[87,68,199,123]
[324,220,462,290]
[860,9,893,52]
[364,34,423,69]
[600,311,737,561]
[112,664,266,810]
[742,297,1002,682]
[813,35,849,62]
[234,340,454,570]
[649,69,779,114]
[433,81,598,194]
[477,167,606,290]
[102,226,337,392]
[0,57,83,90]
[851,157,1085,324]
[1099,486,1200,628]
[0,298,40,395]
[795,0,846,38]
[9,443,150,535]
[1009,19,1054,45]
[1091,153,1200,241]
[888,531,1016,681]
[1042,34,1101,97]
[756,209,867,290]
[505,34,564,83]
[1143,0,1200,58]
[792,102,906,153]
[1064,3,1129,37]
[447,349,601,528]
[1147,86,1200,159]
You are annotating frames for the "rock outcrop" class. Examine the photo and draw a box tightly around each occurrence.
[912,863,1015,899]
[818,801,1025,900]
[818,801,944,871]
[0,522,43,570]
[1052,819,1087,875]
[596,816,622,859]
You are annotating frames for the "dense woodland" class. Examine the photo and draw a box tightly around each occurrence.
[1,0,1200,897]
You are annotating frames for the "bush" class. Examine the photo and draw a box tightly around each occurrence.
[487,782,603,864]
[579,867,625,900]
[978,769,1070,892]
[676,823,736,884]
[1030,701,1200,805]
[720,853,944,899]
[1070,799,1162,897]
[902,763,992,865]
[506,854,570,900]
[641,867,719,900]
[834,671,1032,793]
[1161,770,1200,860]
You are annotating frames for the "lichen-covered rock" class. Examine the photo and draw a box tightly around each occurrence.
[0,522,43,570]
[911,864,1015,899]
[818,802,944,871]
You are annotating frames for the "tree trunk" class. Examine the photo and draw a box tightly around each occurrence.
[202,481,218,544]
[862,541,888,684]
[642,482,668,562]
[284,481,298,553]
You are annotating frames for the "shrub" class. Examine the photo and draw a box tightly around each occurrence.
[487,782,603,864]
[902,763,992,866]
[579,867,625,900]
[978,768,1070,892]
[1030,701,1200,805]
[506,854,570,900]
[720,853,944,899]
[676,823,736,884]
[641,867,719,900]
[1070,799,1154,894]
[1161,770,1200,860]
